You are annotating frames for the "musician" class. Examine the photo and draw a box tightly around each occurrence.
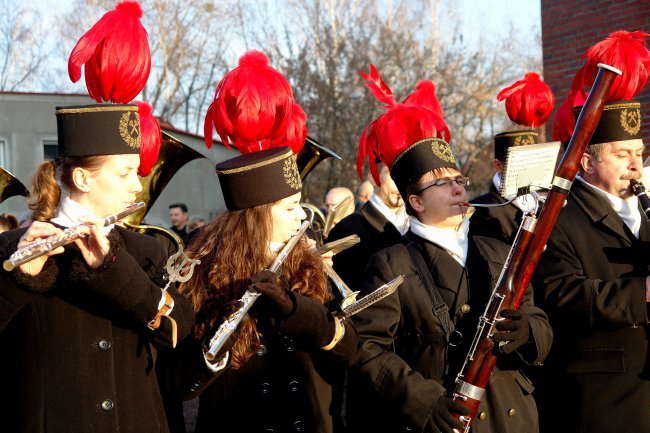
[0,104,194,433]
[157,51,358,433]
[346,66,552,433]
[533,31,650,433]
[355,179,374,209]
[168,203,190,244]
[471,73,555,244]
[327,161,408,291]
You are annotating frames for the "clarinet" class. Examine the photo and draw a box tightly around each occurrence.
[3,202,146,271]
[450,63,622,432]
[630,179,650,218]
[204,220,311,361]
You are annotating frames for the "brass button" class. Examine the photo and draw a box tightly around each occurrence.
[98,339,111,351]
[100,399,114,411]
[460,304,471,314]
[478,411,487,420]
[257,344,267,356]
[508,408,516,417]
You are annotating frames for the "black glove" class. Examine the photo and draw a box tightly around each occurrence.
[492,308,530,354]
[427,395,469,433]
[249,270,294,319]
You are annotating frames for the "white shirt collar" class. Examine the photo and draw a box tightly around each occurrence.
[577,176,641,238]
[410,217,470,266]
[368,192,410,235]
[50,197,114,234]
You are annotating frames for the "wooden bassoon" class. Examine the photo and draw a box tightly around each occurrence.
[451,63,622,432]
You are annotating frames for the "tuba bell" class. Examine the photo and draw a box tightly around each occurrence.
[123,131,206,254]
[297,137,342,245]
[0,166,29,205]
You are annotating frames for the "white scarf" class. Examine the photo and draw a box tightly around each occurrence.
[577,176,641,238]
[368,192,410,235]
[50,197,114,235]
[494,172,539,214]
[410,217,470,266]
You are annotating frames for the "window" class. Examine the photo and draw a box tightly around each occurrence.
[0,139,5,167]
[43,139,58,161]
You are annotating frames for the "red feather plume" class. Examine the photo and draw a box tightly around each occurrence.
[270,102,307,154]
[552,91,586,143]
[360,64,395,107]
[204,50,298,154]
[133,100,161,177]
[402,80,451,142]
[357,66,449,184]
[497,72,555,128]
[571,30,650,101]
[68,1,151,104]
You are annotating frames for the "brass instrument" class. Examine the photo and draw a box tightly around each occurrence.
[297,137,342,245]
[323,195,354,239]
[324,261,359,309]
[340,275,404,317]
[4,202,146,271]
[123,131,206,253]
[0,166,29,205]
[302,202,327,245]
[297,136,342,180]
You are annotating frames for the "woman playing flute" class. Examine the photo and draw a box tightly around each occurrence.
[157,51,358,433]
[0,3,194,432]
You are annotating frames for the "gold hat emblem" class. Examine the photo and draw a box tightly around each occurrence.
[119,111,141,149]
[620,108,641,136]
[431,139,456,163]
[514,134,535,146]
[283,157,302,190]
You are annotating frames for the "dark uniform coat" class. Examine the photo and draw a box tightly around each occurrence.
[159,288,359,433]
[327,200,404,290]
[0,226,194,433]
[533,180,650,433]
[347,232,553,433]
[470,185,522,244]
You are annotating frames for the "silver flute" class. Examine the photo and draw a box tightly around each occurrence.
[3,202,146,271]
[204,220,311,361]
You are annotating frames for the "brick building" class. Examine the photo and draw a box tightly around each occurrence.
[541,0,650,148]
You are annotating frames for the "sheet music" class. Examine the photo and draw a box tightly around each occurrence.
[500,141,562,197]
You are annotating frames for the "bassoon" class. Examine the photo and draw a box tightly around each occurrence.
[451,63,622,432]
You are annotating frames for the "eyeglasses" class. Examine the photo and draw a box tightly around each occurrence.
[418,176,470,193]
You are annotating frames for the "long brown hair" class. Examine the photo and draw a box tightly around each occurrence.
[180,202,329,369]
[28,156,109,221]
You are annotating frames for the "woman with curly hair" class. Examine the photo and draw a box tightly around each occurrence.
[157,51,358,433]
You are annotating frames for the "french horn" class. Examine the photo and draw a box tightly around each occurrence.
[297,137,341,245]
[0,166,29,205]
[123,131,206,254]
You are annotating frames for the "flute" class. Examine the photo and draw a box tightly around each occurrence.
[204,220,311,361]
[3,202,146,271]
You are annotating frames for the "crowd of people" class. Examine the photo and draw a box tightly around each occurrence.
[0,2,648,433]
